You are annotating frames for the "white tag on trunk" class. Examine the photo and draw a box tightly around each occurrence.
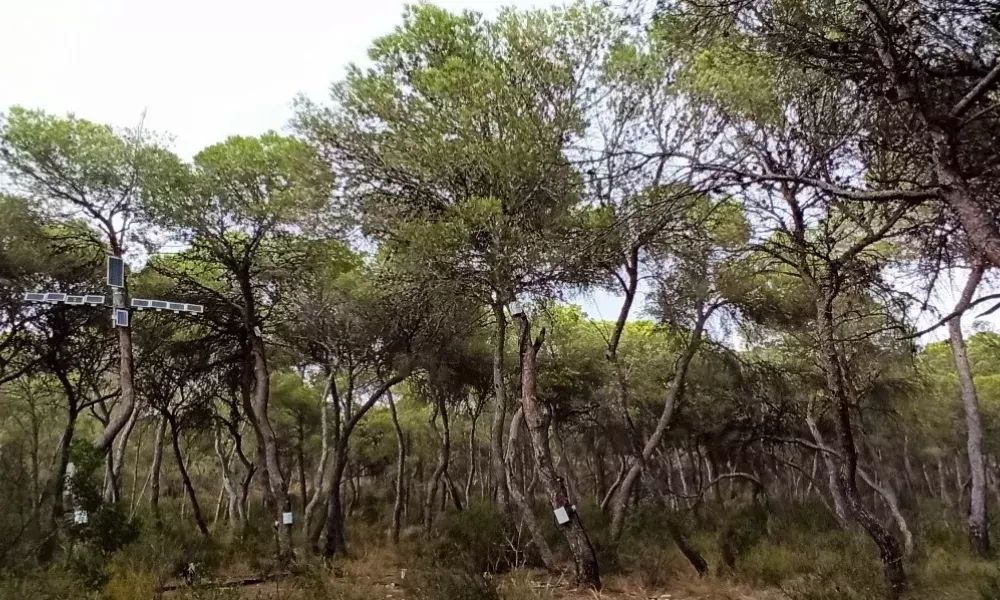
[282,511,293,525]
[554,506,570,525]
[74,509,88,524]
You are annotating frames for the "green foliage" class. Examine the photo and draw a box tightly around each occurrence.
[405,567,501,600]
[420,501,526,574]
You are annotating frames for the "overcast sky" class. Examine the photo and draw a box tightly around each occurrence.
[1,0,993,337]
[0,0,559,158]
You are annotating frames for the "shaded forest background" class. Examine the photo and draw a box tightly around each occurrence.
[2,1,1000,598]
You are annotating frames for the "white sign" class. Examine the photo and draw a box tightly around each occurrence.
[282,511,293,525]
[554,506,570,525]
[74,509,88,524]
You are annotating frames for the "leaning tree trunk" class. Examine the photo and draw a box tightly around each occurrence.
[514,313,601,589]
[166,411,210,538]
[807,417,851,528]
[950,314,991,556]
[817,296,907,596]
[608,307,711,542]
[505,407,558,571]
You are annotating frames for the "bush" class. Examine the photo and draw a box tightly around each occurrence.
[405,567,501,600]
[423,501,529,573]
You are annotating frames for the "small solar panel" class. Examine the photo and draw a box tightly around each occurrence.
[65,296,85,305]
[131,299,150,308]
[85,295,105,305]
[186,304,204,314]
[107,256,125,288]
[151,300,168,310]
[114,309,129,327]
[45,293,67,303]
[168,303,186,312]
[24,292,46,302]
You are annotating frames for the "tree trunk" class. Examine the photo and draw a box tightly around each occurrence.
[166,412,210,538]
[246,327,292,561]
[297,415,308,513]
[322,373,409,557]
[949,315,991,556]
[93,325,137,454]
[490,303,510,511]
[150,416,166,527]
[514,314,601,589]
[608,308,711,542]
[305,370,335,547]
[424,398,448,531]
[817,295,907,596]
[465,393,484,501]
[105,406,140,502]
[505,407,558,571]
[807,417,851,528]
[213,424,239,529]
[938,458,952,506]
[388,391,406,544]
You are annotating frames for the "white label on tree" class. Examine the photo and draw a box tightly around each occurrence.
[282,511,293,525]
[74,509,88,524]
[554,506,570,525]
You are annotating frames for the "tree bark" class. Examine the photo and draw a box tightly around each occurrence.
[305,370,335,546]
[816,295,907,596]
[608,307,711,541]
[949,314,991,556]
[166,411,210,538]
[490,303,511,511]
[246,326,292,561]
[514,313,601,589]
[323,371,409,557]
[388,390,406,544]
[93,325,137,454]
[505,407,558,572]
[150,416,166,527]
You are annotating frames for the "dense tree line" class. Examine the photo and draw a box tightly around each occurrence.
[1,1,1000,598]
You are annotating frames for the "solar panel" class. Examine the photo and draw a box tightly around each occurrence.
[168,303,186,312]
[65,296,85,305]
[24,292,46,302]
[131,299,150,308]
[186,304,204,314]
[107,256,125,288]
[114,309,129,327]
[151,300,168,310]
[45,293,67,303]
[85,295,105,305]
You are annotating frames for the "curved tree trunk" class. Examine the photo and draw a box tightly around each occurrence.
[608,307,711,542]
[817,296,907,597]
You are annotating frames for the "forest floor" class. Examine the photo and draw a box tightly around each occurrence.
[158,555,780,600]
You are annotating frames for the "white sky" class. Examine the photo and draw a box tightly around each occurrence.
[2,0,992,339]
[0,0,562,159]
